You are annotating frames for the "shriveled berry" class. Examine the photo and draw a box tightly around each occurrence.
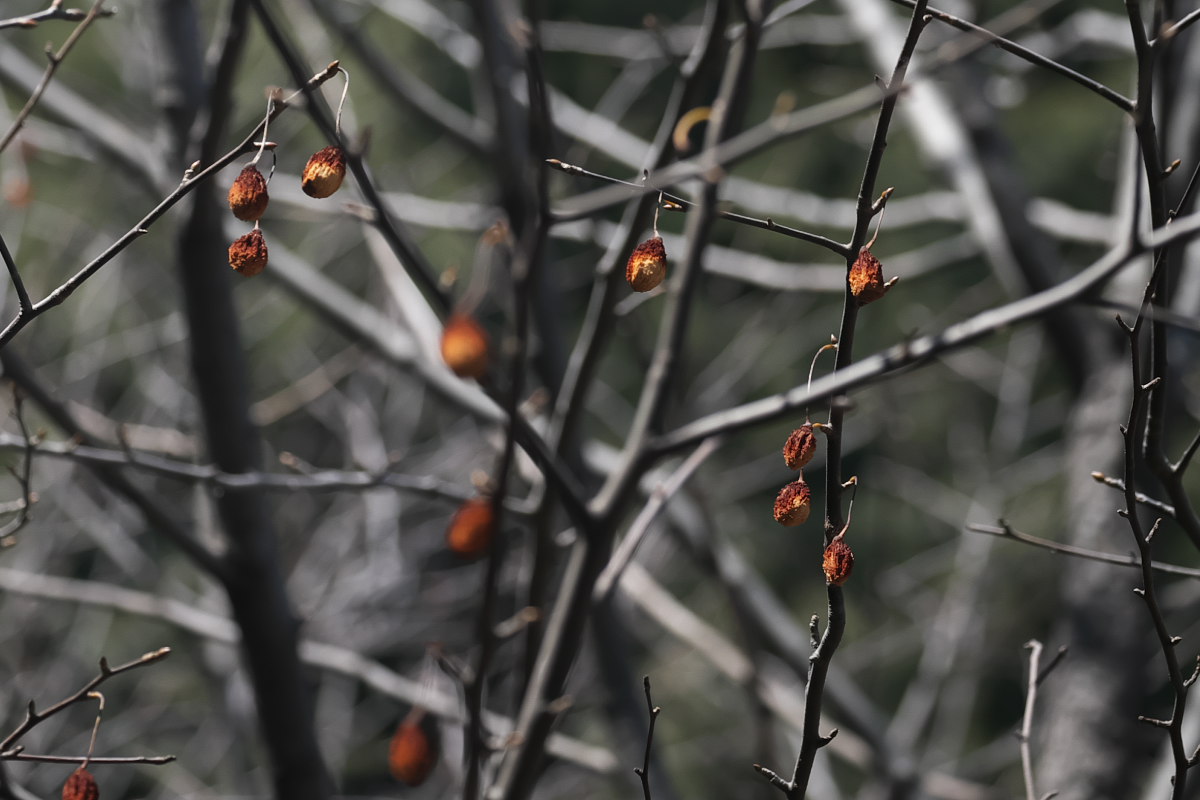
[388,715,437,786]
[62,768,98,800]
[823,536,854,586]
[849,247,892,305]
[228,229,268,276]
[301,145,347,198]
[440,314,489,379]
[783,423,817,470]
[773,479,811,527]
[227,164,269,221]
[626,236,667,292]
[447,497,495,559]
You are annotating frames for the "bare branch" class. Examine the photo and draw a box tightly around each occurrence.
[967,522,1200,579]
[0,1,111,154]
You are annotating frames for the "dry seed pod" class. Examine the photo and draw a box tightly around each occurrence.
[773,479,811,527]
[62,768,99,800]
[823,536,854,586]
[388,712,438,786]
[783,423,817,470]
[440,314,489,379]
[626,236,667,292]
[849,247,891,305]
[447,497,495,559]
[301,145,347,198]
[227,165,269,221]
[228,229,269,276]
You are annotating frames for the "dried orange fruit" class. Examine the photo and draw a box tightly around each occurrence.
[447,497,495,559]
[62,768,99,800]
[849,247,893,305]
[228,229,268,276]
[388,713,438,786]
[227,165,269,221]
[783,423,817,470]
[626,236,667,292]
[440,314,489,379]
[773,479,811,527]
[823,536,854,586]
[301,145,346,199]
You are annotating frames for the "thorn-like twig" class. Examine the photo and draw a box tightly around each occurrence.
[633,676,661,800]
[0,648,170,757]
[753,763,794,793]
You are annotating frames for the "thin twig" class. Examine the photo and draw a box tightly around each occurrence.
[0,431,535,510]
[0,232,30,315]
[0,61,344,348]
[1018,641,1056,800]
[0,387,36,544]
[648,209,1200,456]
[593,437,722,602]
[0,0,109,154]
[1088,471,1176,517]
[1156,7,1200,43]
[888,0,1133,111]
[547,159,848,257]
[633,676,661,800]
[0,649,170,754]
[966,522,1200,579]
[0,753,174,765]
[0,567,618,775]
[0,2,115,31]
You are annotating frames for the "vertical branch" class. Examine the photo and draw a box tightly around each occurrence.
[531,0,730,690]
[1019,640,1053,800]
[633,676,662,800]
[749,3,929,798]
[462,4,557,797]
[1118,317,1191,799]
[492,5,769,799]
[164,2,330,798]
[0,232,31,318]
[791,2,928,797]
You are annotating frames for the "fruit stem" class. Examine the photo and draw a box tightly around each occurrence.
[334,67,350,137]
[804,338,839,422]
[83,691,104,769]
